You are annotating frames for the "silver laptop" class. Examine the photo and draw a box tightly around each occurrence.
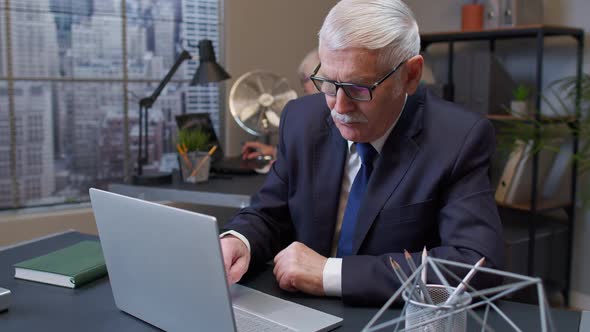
[89,188,342,332]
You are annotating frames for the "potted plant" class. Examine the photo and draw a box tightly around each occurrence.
[176,128,213,183]
[510,84,531,117]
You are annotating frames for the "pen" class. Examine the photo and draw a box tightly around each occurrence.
[403,250,417,272]
[389,257,421,302]
[188,145,218,180]
[176,144,193,170]
[404,250,433,304]
[444,257,485,305]
[389,258,407,284]
[421,246,427,285]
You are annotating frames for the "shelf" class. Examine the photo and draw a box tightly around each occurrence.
[421,22,583,305]
[486,114,576,124]
[496,200,572,213]
[421,25,584,48]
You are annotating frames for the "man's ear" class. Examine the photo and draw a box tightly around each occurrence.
[403,55,424,95]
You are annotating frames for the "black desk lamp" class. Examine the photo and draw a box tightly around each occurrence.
[133,39,230,185]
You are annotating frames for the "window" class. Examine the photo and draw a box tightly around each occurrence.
[0,0,222,209]
[28,114,44,143]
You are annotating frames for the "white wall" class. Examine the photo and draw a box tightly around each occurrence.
[222,0,338,156]
[406,0,590,309]
[548,1,590,309]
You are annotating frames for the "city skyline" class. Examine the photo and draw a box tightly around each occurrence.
[0,0,221,208]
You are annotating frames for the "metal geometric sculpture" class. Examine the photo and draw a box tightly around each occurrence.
[362,257,554,332]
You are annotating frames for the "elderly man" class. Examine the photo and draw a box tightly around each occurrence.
[221,0,504,306]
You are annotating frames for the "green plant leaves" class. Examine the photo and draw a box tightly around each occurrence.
[177,128,212,152]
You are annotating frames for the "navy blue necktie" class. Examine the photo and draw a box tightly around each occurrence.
[336,143,378,258]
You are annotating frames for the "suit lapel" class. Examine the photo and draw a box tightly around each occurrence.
[352,90,425,255]
[311,113,347,256]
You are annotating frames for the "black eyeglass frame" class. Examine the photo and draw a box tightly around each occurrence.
[309,59,408,101]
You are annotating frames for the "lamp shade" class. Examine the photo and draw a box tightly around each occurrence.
[190,39,230,85]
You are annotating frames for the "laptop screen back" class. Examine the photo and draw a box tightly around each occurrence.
[91,189,343,331]
[90,188,237,332]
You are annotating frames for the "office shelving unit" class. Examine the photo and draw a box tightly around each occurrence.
[420,25,584,305]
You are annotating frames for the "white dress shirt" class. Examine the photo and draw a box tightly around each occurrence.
[223,95,407,297]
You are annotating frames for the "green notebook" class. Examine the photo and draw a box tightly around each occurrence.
[13,240,107,288]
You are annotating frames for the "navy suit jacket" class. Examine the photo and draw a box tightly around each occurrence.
[225,87,504,306]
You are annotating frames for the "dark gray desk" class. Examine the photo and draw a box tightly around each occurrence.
[0,232,583,331]
[109,174,267,208]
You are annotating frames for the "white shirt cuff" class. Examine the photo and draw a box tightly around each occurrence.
[220,230,251,253]
[322,258,342,297]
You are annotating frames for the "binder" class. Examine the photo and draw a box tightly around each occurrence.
[495,140,528,204]
[496,139,566,206]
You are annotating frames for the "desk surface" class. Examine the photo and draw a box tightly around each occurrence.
[109,174,267,208]
[0,232,583,331]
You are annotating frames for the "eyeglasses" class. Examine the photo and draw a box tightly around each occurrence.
[309,59,407,101]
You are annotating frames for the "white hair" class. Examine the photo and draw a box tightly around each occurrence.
[297,48,319,80]
[318,0,420,70]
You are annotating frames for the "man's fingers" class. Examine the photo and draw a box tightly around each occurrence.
[272,260,279,277]
[274,247,286,264]
[222,249,234,276]
[245,151,262,160]
[273,252,285,279]
[277,272,297,292]
[273,253,298,292]
[273,247,290,278]
[241,142,262,153]
[273,259,288,284]
[220,237,250,283]
[228,256,248,284]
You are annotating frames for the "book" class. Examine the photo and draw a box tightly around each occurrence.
[496,139,565,206]
[14,241,107,288]
[495,140,527,204]
[503,140,536,204]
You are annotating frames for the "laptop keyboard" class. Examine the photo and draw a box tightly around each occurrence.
[233,307,295,332]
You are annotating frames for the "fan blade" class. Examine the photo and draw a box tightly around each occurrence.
[256,76,267,94]
[273,90,298,104]
[243,79,265,96]
[270,90,298,116]
[240,103,261,122]
[231,98,259,116]
[270,77,290,95]
[265,109,281,127]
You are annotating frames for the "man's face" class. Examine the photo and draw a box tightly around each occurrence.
[317,46,409,143]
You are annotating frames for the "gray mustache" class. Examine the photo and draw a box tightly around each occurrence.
[330,109,369,124]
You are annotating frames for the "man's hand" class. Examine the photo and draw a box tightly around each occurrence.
[220,235,250,284]
[273,242,327,296]
[241,141,276,160]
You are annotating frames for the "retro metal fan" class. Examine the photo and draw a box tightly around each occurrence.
[229,71,297,136]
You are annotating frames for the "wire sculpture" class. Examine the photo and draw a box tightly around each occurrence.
[362,257,553,332]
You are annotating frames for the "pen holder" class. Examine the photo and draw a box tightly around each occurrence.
[180,151,211,183]
[402,285,472,332]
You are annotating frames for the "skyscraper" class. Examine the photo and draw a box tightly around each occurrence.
[182,0,221,133]
[65,14,124,189]
[49,0,94,75]
[93,0,119,16]
[153,1,176,71]
[0,0,58,207]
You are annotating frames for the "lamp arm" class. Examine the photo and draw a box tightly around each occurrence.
[140,50,193,108]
